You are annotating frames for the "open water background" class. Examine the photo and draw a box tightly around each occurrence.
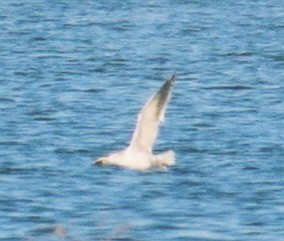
[0,0,284,240]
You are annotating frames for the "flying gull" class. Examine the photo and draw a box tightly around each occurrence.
[95,74,176,170]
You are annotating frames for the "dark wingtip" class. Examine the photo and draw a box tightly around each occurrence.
[167,74,176,84]
[159,74,176,91]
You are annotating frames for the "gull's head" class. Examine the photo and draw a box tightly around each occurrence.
[95,151,125,166]
[95,156,110,165]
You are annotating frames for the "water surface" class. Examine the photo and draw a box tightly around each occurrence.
[1,0,283,240]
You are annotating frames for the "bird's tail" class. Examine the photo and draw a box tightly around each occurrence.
[155,150,175,167]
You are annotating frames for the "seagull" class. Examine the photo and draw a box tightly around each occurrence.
[95,74,176,170]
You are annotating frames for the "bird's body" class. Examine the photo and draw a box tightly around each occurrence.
[95,75,176,171]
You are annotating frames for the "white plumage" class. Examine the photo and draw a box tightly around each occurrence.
[95,74,176,170]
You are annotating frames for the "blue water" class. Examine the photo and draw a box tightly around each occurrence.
[1,0,284,240]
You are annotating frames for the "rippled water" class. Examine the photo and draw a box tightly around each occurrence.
[1,1,284,240]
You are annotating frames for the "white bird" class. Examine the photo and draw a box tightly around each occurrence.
[95,74,176,170]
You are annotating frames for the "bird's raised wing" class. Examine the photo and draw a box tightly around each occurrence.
[128,75,175,153]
